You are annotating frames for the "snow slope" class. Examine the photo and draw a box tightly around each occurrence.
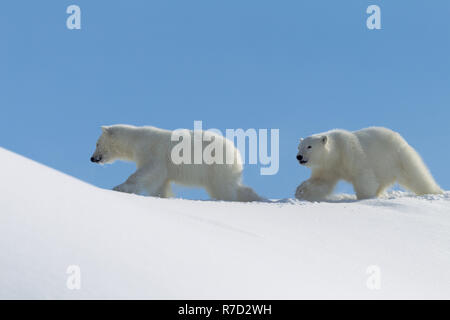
[0,147,449,299]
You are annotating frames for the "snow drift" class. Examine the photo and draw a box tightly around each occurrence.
[0,147,449,299]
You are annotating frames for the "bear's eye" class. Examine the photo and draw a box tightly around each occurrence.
[307,146,312,149]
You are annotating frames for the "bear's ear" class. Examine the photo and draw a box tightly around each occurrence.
[101,126,110,134]
[299,138,304,142]
[321,135,328,145]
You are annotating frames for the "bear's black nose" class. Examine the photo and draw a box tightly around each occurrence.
[297,154,303,161]
[90,157,95,162]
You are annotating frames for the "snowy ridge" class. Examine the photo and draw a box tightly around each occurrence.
[0,147,449,299]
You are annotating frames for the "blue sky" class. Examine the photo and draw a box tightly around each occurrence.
[1,0,449,199]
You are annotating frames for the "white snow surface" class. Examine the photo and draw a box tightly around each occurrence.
[0,147,449,299]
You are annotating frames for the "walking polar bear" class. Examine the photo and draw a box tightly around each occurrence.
[90,124,261,202]
[295,127,443,201]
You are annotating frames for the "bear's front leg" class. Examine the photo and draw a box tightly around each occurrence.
[295,180,310,199]
[353,170,379,200]
[113,182,140,194]
[295,178,337,202]
[112,167,152,195]
[113,164,169,197]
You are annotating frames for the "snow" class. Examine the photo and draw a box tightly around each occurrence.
[0,147,449,299]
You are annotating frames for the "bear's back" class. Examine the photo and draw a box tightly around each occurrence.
[353,127,405,149]
[351,127,408,173]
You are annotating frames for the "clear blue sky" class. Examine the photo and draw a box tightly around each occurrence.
[1,0,449,199]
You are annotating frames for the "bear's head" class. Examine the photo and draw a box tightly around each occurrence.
[296,135,329,168]
[90,126,120,164]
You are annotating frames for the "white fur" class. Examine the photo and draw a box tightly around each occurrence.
[295,127,443,201]
[91,124,261,202]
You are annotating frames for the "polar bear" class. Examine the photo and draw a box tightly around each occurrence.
[295,127,443,201]
[90,124,261,202]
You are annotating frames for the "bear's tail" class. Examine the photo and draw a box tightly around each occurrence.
[398,143,443,195]
[236,184,264,202]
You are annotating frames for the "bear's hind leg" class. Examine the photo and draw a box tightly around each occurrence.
[143,173,169,197]
[397,172,443,195]
[206,182,238,201]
